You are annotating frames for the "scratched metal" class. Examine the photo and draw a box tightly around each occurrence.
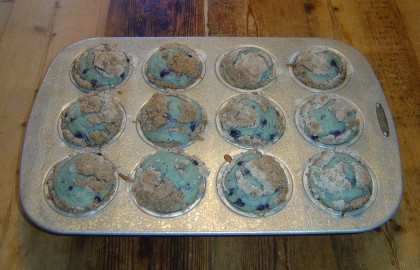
[19,37,402,235]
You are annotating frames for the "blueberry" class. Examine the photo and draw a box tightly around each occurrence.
[160,69,171,78]
[311,135,319,141]
[256,203,269,211]
[261,119,267,126]
[235,198,245,207]
[190,122,197,131]
[191,159,198,166]
[120,72,125,80]
[91,79,98,88]
[330,59,337,67]
[74,131,89,143]
[82,68,89,74]
[74,131,84,139]
[269,133,277,141]
[229,129,241,139]
[182,183,191,190]
[94,196,102,202]
[228,188,235,196]
[243,169,250,175]
[237,160,244,166]
[330,130,342,137]
[68,186,73,190]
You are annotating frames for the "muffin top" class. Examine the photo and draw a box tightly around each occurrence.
[71,44,133,93]
[218,46,277,91]
[291,46,349,90]
[45,152,119,216]
[144,43,204,90]
[218,150,290,217]
[304,149,375,215]
[131,150,208,216]
[217,93,285,149]
[137,91,207,148]
[60,94,125,148]
[295,94,362,148]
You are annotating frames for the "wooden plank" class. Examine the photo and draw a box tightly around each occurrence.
[152,237,211,269]
[105,0,205,37]
[395,0,420,63]
[0,0,110,268]
[211,236,277,269]
[207,0,335,37]
[0,0,13,39]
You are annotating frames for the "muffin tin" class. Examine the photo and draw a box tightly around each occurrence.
[20,37,402,235]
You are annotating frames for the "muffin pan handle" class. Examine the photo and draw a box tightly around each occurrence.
[376,103,389,137]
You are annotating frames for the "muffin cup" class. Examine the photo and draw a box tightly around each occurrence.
[216,150,292,218]
[295,93,364,149]
[43,151,119,218]
[142,44,206,91]
[57,94,127,150]
[216,45,279,92]
[288,46,352,92]
[303,148,377,216]
[136,91,207,149]
[216,93,286,149]
[129,150,208,218]
[70,44,134,93]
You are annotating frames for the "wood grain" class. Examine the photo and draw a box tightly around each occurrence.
[0,0,419,269]
[105,0,205,37]
[0,0,13,39]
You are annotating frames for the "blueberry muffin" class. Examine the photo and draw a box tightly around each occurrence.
[217,150,291,217]
[45,152,119,216]
[218,46,277,91]
[131,150,208,217]
[217,93,285,149]
[137,91,207,148]
[295,94,362,148]
[303,149,375,215]
[71,44,133,93]
[290,46,349,90]
[144,43,204,90]
[60,94,125,148]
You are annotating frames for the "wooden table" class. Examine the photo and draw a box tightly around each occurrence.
[0,0,419,268]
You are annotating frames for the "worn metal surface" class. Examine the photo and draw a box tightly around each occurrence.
[19,37,402,235]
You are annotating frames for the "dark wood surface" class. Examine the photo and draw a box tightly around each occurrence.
[0,0,419,269]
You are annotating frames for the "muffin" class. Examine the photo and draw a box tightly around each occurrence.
[290,46,350,90]
[59,94,125,148]
[71,44,133,93]
[143,43,204,90]
[295,94,362,148]
[137,91,207,148]
[130,150,208,217]
[217,46,277,91]
[217,150,291,217]
[216,93,285,149]
[303,148,375,215]
[45,152,119,216]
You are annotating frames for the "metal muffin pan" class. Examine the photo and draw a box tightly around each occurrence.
[20,37,402,235]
